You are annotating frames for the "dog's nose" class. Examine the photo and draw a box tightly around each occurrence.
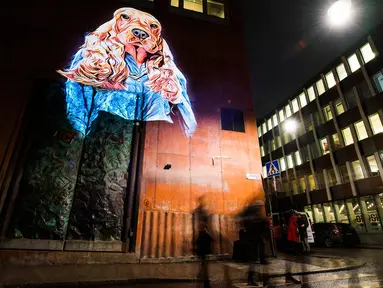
[132,29,149,40]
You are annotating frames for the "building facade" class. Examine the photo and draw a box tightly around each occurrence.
[0,0,263,261]
[258,23,383,245]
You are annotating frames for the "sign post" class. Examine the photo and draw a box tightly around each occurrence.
[265,160,280,258]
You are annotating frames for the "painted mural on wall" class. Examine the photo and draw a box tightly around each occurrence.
[59,7,197,137]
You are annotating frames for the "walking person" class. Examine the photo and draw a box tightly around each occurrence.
[194,196,213,288]
[297,214,310,253]
[242,200,271,286]
[287,212,300,254]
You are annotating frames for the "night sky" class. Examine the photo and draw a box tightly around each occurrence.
[243,0,383,120]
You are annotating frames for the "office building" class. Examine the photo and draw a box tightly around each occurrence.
[258,23,383,245]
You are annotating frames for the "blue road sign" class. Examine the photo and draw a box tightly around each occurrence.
[266,160,280,178]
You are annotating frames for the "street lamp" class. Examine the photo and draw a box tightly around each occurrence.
[283,119,298,134]
[327,0,353,27]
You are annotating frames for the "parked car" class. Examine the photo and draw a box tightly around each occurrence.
[312,223,360,247]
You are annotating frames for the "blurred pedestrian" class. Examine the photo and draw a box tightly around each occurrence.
[242,200,270,286]
[287,212,300,254]
[194,196,213,288]
[297,214,310,253]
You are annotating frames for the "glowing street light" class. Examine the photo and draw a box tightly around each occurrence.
[283,119,298,134]
[327,0,353,27]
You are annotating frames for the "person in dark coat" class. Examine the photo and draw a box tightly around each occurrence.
[194,196,213,288]
[297,214,310,253]
[241,200,270,286]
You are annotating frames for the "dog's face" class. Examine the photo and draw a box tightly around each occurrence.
[113,8,163,55]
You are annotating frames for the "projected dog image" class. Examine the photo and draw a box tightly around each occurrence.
[59,7,197,136]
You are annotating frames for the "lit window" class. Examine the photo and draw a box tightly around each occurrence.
[316,79,325,95]
[171,0,179,6]
[323,105,333,121]
[279,109,285,122]
[267,118,272,131]
[299,93,307,108]
[292,98,299,113]
[258,125,262,137]
[372,72,383,93]
[307,86,316,102]
[262,122,267,134]
[272,114,278,128]
[336,63,348,81]
[280,157,286,171]
[352,160,364,180]
[299,178,306,193]
[348,54,361,73]
[283,133,289,144]
[332,133,341,150]
[285,104,292,118]
[292,180,298,195]
[308,175,316,191]
[275,136,281,148]
[263,166,267,178]
[207,0,225,18]
[260,145,265,157]
[320,138,329,154]
[287,154,293,168]
[360,43,375,64]
[342,127,354,146]
[184,0,203,12]
[367,155,379,176]
[326,71,336,88]
[271,139,276,151]
[369,113,383,135]
[335,100,345,115]
[295,151,302,166]
[354,120,368,141]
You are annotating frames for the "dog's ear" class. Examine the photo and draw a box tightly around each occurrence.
[58,18,129,90]
[161,39,174,64]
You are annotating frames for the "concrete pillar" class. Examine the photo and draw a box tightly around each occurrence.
[346,201,358,229]
[374,195,383,231]
[359,198,372,232]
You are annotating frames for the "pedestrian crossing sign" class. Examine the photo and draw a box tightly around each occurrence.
[266,160,280,177]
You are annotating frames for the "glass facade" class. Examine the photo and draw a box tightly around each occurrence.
[259,36,383,237]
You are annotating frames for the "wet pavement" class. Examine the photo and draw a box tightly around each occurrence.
[1,248,383,287]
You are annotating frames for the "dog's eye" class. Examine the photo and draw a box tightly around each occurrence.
[150,23,158,29]
[121,14,130,20]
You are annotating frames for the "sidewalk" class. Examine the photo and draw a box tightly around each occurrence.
[0,254,365,287]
